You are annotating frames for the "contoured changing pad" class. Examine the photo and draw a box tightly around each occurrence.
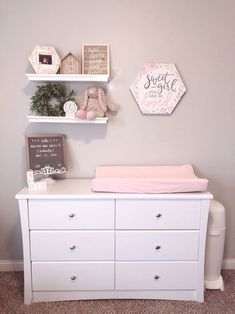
[92,164,208,193]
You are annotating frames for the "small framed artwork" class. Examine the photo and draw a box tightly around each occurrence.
[25,134,66,176]
[28,45,61,74]
[82,44,109,75]
[130,63,186,115]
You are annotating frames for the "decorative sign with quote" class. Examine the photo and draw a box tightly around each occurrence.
[130,63,186,114]
[25,134,66,176]
[82,44,109,75]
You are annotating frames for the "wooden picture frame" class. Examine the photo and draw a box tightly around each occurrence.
[82,44,109,75]
[25,134,66,176]
[28,45,61,74]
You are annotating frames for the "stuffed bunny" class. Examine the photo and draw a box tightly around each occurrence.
[76,86,118,120]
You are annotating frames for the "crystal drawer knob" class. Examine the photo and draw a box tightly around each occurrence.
[70,275,77,281]
[70,245,76,250]
[155,245,161,250]
[154,275,160,280]
[156,213,162,218]
[69,213,75,218]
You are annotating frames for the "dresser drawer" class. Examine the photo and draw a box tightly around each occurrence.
[32,262,114,291]
[31,231,114,261]
[29,199,114,229]
[116,262,197,290]
[116,200,201,229]
[116,231,199,261]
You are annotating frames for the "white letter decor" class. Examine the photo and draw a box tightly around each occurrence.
[130,63,186,114]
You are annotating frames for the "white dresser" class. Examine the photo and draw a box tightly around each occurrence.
[16,179,212,304]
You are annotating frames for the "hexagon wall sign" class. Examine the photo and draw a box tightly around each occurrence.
[130,63,186,114]
[28,45,61,74]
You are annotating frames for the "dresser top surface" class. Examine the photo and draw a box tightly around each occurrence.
[16,179,213,200]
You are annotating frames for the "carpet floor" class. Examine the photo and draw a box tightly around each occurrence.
[0,270,234,314]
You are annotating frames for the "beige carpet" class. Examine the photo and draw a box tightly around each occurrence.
[0,270,234,314]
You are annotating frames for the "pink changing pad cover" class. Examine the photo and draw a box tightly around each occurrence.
[92,164,208,193]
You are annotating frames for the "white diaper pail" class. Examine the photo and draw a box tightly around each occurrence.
[205,200,226,290]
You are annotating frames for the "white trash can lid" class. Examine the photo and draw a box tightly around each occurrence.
[208,200,226,231]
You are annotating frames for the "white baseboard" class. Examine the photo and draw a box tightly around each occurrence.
[0,259,234,272]
[0,260,23,271]
[222,259,235,269]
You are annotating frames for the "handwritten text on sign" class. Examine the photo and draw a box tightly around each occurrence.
[26,135,66,175]
[130,63,186,114]
[82,44,109,75]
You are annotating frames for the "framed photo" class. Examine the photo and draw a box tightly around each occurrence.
[82,44,109,75]
[28,45,61,74]
[25,134,66,176]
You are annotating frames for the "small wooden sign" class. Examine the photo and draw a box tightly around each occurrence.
[60,52,81,74]
[82,44,109,75]
[25,134,66,176]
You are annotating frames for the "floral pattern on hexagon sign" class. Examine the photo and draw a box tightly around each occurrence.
[130,63,186,114]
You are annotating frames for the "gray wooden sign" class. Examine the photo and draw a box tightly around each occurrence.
[25,134,66,175]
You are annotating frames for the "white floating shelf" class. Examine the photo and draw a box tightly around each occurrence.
[27,116,108,124]
[26,73,109,82]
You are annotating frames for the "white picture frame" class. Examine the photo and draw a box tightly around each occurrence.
[28,45,61,74]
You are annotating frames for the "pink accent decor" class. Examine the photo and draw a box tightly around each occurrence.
[76,110,87,119]
[92,165,208,194]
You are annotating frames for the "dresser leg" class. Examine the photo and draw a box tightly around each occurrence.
[19,199,33,304]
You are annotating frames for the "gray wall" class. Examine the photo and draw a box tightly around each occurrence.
[0,0,234,262]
